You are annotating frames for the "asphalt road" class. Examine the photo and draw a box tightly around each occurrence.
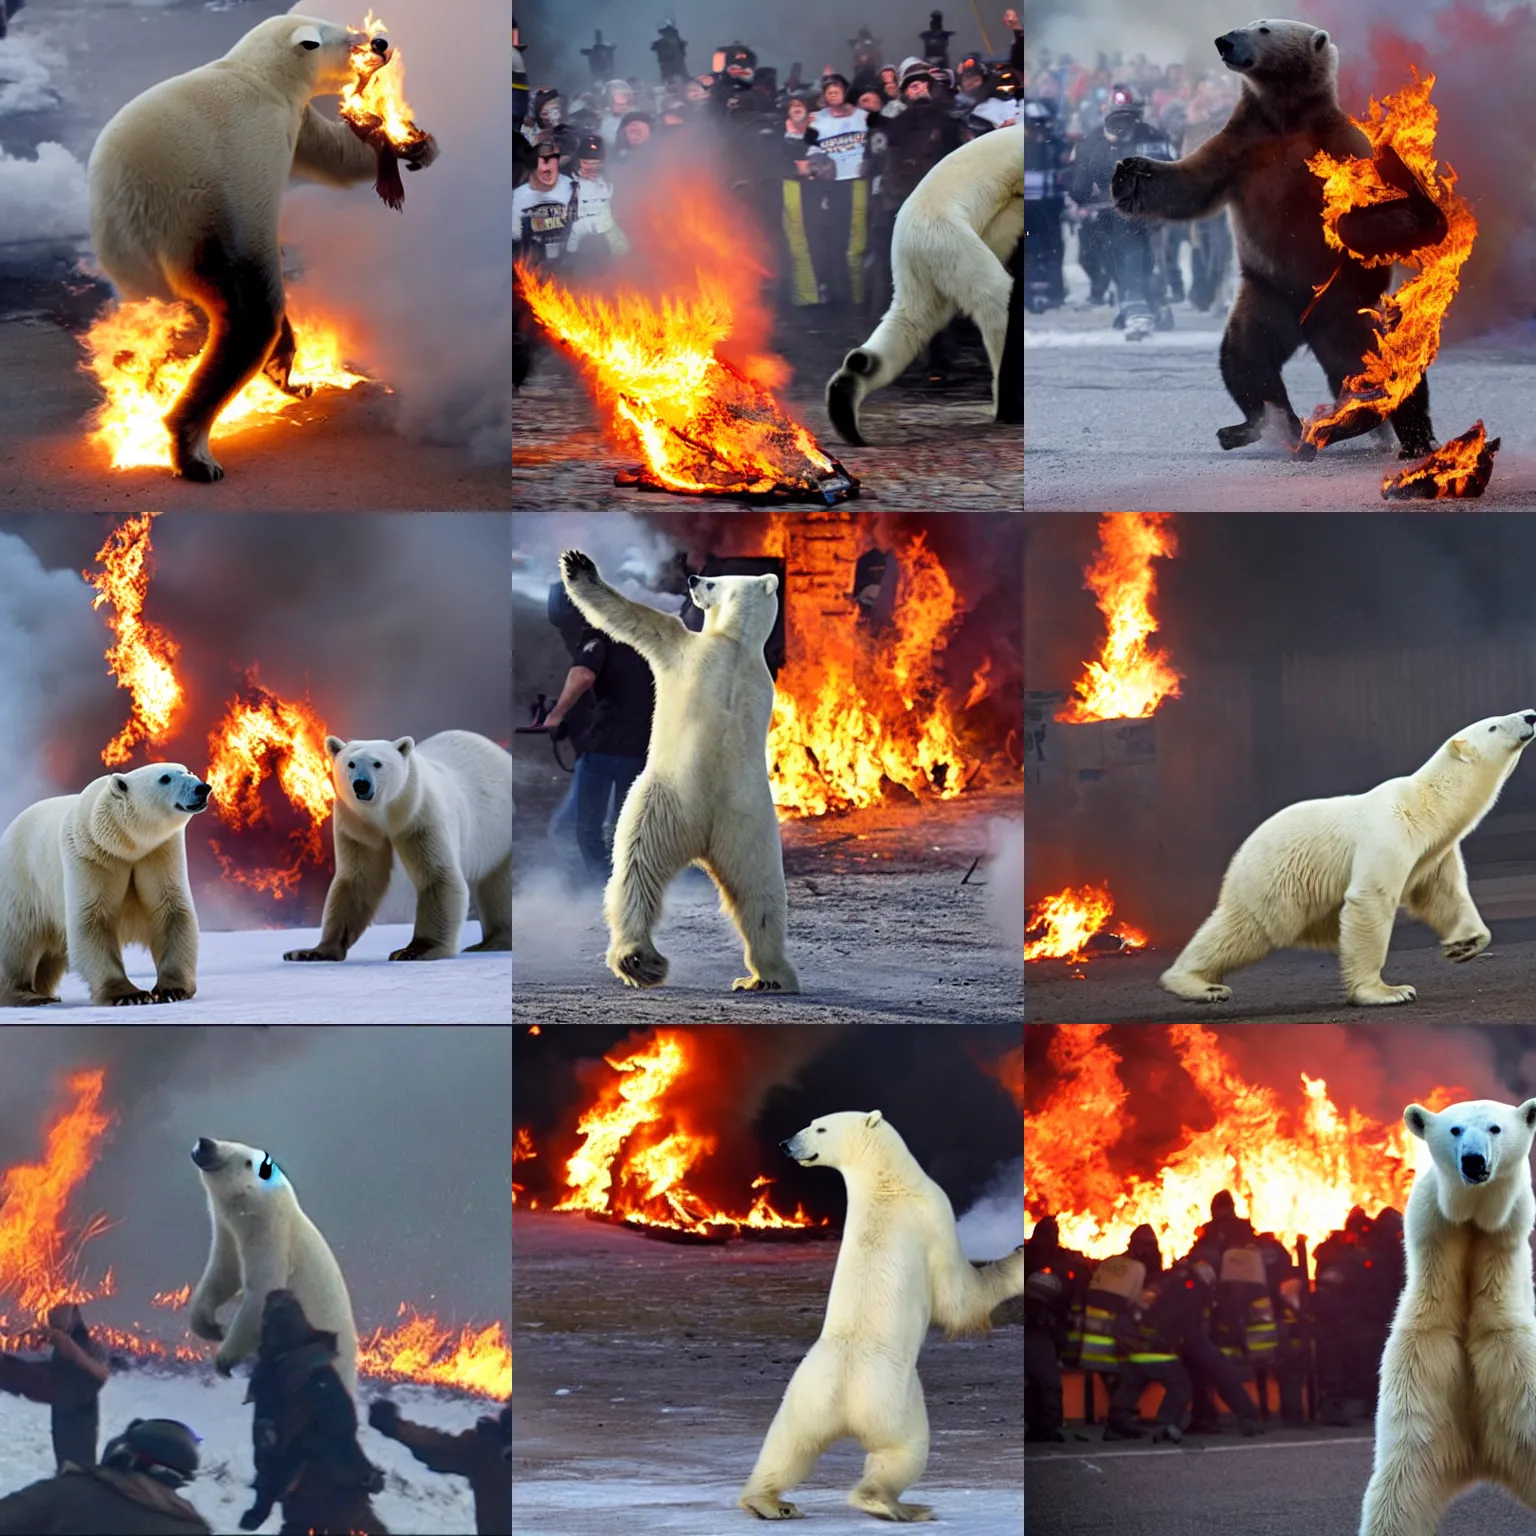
[1026,916,1536,1024]
[1027,1432,1536,1534]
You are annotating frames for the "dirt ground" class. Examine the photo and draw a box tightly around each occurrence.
[513,791,1024,1026]
[513,1212,1024,1535]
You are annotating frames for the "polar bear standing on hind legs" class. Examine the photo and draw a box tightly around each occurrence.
[1160,710,1536,1007]
[1359,1098,1536,1536]
[739,1111,1024,1522]
[826,124,1024,446]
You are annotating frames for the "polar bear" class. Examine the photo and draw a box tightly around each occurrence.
[283,731,511,963]
[0,764,210,1007]
[559,549,798,993]
[1110,19,1443,455]
[1161,711,1536,1007]
[87,15,437,482]
[188,1136,358,1396]
[826,124,1024,446]
[739,1111,1024,1522]
[1359,1098,1536,1536]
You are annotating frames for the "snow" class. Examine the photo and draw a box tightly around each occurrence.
[0,1365,483,1534]
[0,924,510,1023]
[0,143,88,242]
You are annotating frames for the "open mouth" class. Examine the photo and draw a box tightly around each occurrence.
[1462,1168,1490,1185]
[176,800,210,814]
[797,1153,819,1165]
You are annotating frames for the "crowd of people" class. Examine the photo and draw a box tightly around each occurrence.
[1026,1194,1405,1443]
[0,1293,511,1535]
[1024,51,1243,336]
[512,10,1025,346]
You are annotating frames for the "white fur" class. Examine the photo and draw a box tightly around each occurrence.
[825,126,1024,442]
[1161,711,1536,1007]
[739,1111,1024,1522]
[283,731,512,963]
[558,552,798,993]
[188,1137,359,1396]
[0,763,207,1006]
[1360,1098,1536,1535]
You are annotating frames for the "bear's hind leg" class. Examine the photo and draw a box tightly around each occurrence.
[1158,903,1272,1004]
[1388,376,1436,459]
[740,1353,841,1521]
[848,1374,932,1523]
[1217,278,1304,450]
[958,251,1017,425]
[604,775,694,989]
[1,943,65,1006]
[703,822,799,994]
[1340,870,1416,1005]
[261,314,313,400]
[464,853,512,952]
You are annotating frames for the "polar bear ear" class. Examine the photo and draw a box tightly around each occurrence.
[110,775,129,797]
[864,1109,884,1129]
[761,574,780,595]
[324,736,346,759]
[1521,1100,1536,1131]
[1311,29,1330,52]
[1449,737,1477,763]
[393,737,415,757]
[1404,1104,1434,1139]
[290,24,323,51]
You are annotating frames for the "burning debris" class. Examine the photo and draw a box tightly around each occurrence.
[1055,513,1181,724]
[338,11,435,211]
[1383,419,1500,500]
[1024,885,1147,965]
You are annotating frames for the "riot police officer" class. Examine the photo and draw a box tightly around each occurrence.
[1024,98,1067,312]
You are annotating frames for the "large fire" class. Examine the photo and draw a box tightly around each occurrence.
[548,1030,825,1238]
[0,1072,508,1397]
[1027,1024,1465,1262]
[206,672,335,899]
[81,298,368,473]
[765,521,971,818]
[1301,70,1479,463]
[1055,513,1181,724]
[86,513,185,766]
[1024,884,1146,964]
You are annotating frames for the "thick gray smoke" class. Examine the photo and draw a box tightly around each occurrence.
[283,0,511,459]
[0,1026,510,1330]
[957,1156,1025,1260]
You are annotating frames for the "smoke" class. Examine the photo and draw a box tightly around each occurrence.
[0,1027,510,1328]
[957,1156,1025,1260]
[511,511,682,607]
[0,145,88,240]
[0,28,64,116]
[281,0,511,459]
[984,815,1023,949]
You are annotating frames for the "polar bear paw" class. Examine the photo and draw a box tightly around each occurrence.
[560,549,599,587]
[107,988,159,1006]
[1442,931,1491,963]
[611,942,669,988]
[733,974,792,993]
[1159,969,1231,1004]
[172,432,224,483]
[1349,981,1417,1006]
[849,1489,935,1522]
[151,986,194,1003]
[739,1492,804,1520]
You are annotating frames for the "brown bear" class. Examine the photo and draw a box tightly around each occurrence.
[1109,19,1446,456]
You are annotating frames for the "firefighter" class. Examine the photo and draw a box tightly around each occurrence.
[1312,1208,1378,1427]
[1260,1236,1311,1429]
[1091,1232,1186,1442]
[1161,1249,1262,1437]
[1024,1216,1081,1442]
[1209,1245,1277,1421]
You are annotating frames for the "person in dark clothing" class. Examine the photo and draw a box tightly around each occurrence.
[1152,1251,1261,1436]
[369,1399,510,1535]
[0,1303,111,1471]
[239,1289,387,1536]
[1191,1190,1258,1260]
[0,1416,211,1535]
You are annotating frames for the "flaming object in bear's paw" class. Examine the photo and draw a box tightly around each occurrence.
[339,11,438,209]
[1383,420,1500,500]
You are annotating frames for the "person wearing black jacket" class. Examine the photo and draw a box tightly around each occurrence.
[0,1303,112,1471]
[370,1400,510,1535]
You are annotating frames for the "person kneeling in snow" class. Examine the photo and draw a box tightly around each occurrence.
[369,1398,510,1535]
[0,1303,112,1471]
[0,1415,211,1535]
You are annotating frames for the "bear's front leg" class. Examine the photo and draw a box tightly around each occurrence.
[390,831,469,961]
[283,831,393,962]
[1340,871,1416,1005]
[65,873,152,1005]
[1405,847,1491,964]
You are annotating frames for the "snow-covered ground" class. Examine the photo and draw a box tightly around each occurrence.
[0,1365,485,1534]
[0,924,510,1022]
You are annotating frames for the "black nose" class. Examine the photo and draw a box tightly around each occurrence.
[1524,713,1536,726]
[353,779,373,800]
[1462,1152,1489,1181]
[191,1137,217,1168]
[371,36,389,56]
[687,575,700,588]
[1215,33,1235,58]
[191,782,210,804]
[778,1138,793,1151]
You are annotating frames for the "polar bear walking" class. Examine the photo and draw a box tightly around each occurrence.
[1360,1098,1536,1536]
[1161,711,1536,1007]
[826,125,1023,446]
[559,549,798,993]
[740,1111,1024,1523]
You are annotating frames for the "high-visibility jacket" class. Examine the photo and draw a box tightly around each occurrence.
[1077,1255,1146,1372]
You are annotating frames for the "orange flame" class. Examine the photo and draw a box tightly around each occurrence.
[1027,1024,1465,1261]
[978,1044,1025,1116]
[358,1307,511,1398]
[152,1285,191,1310]
[512,1128,538,1209]
[86,514,185,766]
[1383,419,1500,500]
[767,523,970,818]
[339,12,429,153]
[81,298,367,472]
[1302,70,1477,450]
[1025,884,1146,963]
[1055,513,1181,724]
[206,673,334,898]
[554,1030,822,1236]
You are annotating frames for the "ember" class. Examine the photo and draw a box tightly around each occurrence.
[1055,512,1181,724]
[1025,885,1147,964]
[1383,419,1500,500]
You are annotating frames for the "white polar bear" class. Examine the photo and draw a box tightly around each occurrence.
[188,1137,358,1395]
[558,549,798,993]
[1161,710,1536,1007]
[1360,1098,1536,1536]
[0,764,210,1007]
[826,124,1024,446]
[740,1111,1024,1522]
[87,14,437,482]
[283,731,511,964]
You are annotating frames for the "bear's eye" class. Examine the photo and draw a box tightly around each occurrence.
[1451,1126,1463,1137]
[347,761,355,769]
[1491,1125,1502,1135]
[1259,25,1270,34]
[258,1156,274,1180]
[244,1159,252,1168]
[1490,725,1497,732]
[816,1127,825,1134]
[372,760,381,768]
[159,774,171,784]
[299,38,320,50]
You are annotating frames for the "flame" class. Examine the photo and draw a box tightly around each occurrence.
[1301,70,1477,451]
[152,1285,191,1310]
[357,1307,511,1398]
[1383,419,1500,500]
[964,657,993,710]
[767,524,970,818]
[1055,513,1181,724]
[978,1044,1025,1116]
[1027,1024,1465,1261]
[512,1128,538,1209]
[85,514,185,766]
[339,12,428,153]
[206,673,334,898]
[553,1030,821,1236]
[81,299,368,472]
[1025,884,1147,963]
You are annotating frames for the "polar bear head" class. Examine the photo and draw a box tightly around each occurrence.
[1432,711,1536,805]
[96,764,211,851]
[1406,1098,1536,1222]
[781,1109,904,1171]
[326,736,415,815]
[190,1137,298,1222]
[229,14,390,101]
[1214,20,1339,103]
[686,572,780,648]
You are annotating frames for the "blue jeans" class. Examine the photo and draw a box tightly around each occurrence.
[575,753,644,881]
